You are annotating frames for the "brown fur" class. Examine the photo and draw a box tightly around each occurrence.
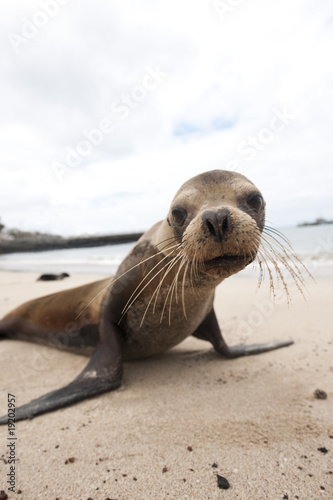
[0,170,308,423]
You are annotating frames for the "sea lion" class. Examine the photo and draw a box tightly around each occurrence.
[37,272,70,281]
[0,170,308,424]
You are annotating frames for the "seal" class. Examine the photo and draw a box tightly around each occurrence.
[0,170,308,423]
[37,272,70,281]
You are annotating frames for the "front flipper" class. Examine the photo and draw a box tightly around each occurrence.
[193,309,293,358]
[0,323,123,424]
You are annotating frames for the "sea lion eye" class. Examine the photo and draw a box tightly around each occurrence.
[172,208,187,226]
[247,194,264,212]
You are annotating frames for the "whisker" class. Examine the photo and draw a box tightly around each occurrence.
[181,259,190,320]
[260,234,307,286]
[256,229,311,303]
[256,247,279,300]
[75,238,180,321]
[159,255,185,323]
[262,231,312,282]
[168,257,187,325]
[141,253,184,327]
[151,237,190,314]
[120,242,181,318]
[263,224,294,249]
[120,245,182,324]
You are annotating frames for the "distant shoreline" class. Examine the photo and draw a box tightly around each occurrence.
[0,232,143,255]
[297,218,333,227]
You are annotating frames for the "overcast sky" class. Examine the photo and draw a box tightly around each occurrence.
[1,0,332,236]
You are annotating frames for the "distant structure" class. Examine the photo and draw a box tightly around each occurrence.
[298,217,333,227]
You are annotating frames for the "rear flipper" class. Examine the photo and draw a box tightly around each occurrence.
[193,309,293,358]
[0,323,123,424]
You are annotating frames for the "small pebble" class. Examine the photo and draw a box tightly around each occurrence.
[217,474,230,490]
[318,447,328,454]
[314,389,327,400]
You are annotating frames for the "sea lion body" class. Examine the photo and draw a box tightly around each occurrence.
[0,170,299,423]
[2,278,109,353]
[37,272,70,281]
[3,231,214,360]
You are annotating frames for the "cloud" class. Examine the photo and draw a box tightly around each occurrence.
[0,0,333,235]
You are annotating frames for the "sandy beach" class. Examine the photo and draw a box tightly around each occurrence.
[0,270,332,499]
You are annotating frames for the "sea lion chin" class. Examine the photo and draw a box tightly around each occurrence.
[0,169,309,424]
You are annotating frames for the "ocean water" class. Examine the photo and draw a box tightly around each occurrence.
[0,242,135,275]
[0,225,332,278]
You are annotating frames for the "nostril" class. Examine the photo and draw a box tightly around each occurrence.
[221,216,229,234]
[202,209,231,241]
[206,219,216,236]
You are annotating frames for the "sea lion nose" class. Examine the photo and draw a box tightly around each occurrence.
[202,208,232,241]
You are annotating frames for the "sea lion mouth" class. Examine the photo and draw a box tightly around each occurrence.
[204,254,253,268]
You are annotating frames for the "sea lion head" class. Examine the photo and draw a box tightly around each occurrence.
[159,170,266,281]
